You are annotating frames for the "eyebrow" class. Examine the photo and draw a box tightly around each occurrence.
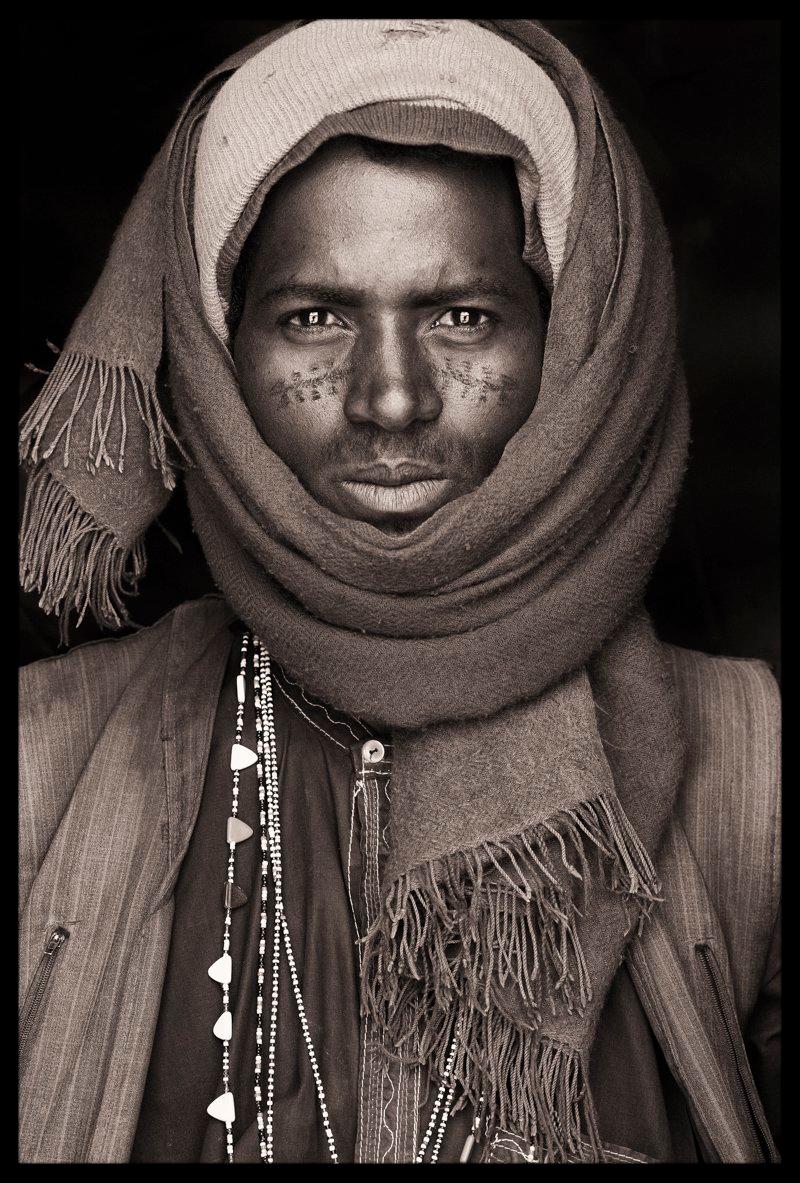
[255,278,519,308]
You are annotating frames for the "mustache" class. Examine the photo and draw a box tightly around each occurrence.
[318,424,481,472]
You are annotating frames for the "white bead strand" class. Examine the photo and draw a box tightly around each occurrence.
[254,637,339,1164]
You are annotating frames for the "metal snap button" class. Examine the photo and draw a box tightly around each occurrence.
[362,739,385,764]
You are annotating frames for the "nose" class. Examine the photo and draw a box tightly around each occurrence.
[343,319,443,431]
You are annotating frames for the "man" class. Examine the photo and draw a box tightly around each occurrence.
[18,19,779,1164]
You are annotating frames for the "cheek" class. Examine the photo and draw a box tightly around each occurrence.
[236,332,351,459]
[430,356,539,440]
[262,364,352,414]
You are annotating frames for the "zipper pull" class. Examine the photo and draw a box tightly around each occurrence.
[44,927,69,955]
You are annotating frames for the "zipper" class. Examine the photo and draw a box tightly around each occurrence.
[695,943,777,1162]
[19,927,70,1062]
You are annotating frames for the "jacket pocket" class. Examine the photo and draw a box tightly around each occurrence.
[695,942,778,1162]
[19,926,70,1067]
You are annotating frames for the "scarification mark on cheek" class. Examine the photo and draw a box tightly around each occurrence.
[267,365,353,408]
[433,358,521,406]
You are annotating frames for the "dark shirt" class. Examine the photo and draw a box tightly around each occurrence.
[132,638,698,1163]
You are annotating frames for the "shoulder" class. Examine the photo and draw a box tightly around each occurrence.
[19,594,234,782]
[19,596,235,903]
[20,594,233,693]
[664,645,780,835]
[665,643,780,851]
[665,643,780,732]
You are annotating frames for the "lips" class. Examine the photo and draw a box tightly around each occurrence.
[336,459,452,520]
[341,478,451,516]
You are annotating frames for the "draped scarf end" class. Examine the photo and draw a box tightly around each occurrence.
[19,465,147,643]
[19,348,187,486]
[360,791,661,1159]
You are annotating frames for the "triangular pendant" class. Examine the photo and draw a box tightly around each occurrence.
[230,743,257,771]
[224,881,248,910]
[213,1010,233,1041]
[207,1091,235,1123]
[208,952,232,984]
[226,816,253,844]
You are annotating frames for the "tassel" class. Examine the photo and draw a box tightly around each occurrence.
[361,792,661,1160]
[19,466,146,643]
[19,349,189,488]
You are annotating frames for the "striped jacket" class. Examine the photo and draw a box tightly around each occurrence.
[18,597,780,1162]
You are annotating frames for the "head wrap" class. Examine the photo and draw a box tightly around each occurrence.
[19,19,688,1162]
[194,17,577,334]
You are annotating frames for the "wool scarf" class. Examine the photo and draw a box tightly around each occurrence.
[19,20,689,1162]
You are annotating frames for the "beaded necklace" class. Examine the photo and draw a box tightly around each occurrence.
[205,632,458,1163]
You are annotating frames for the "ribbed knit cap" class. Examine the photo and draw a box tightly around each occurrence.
[194,18,578,343]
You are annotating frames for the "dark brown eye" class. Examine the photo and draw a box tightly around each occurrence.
[294,309,326,327]
[285,308,342,332]
[436,308,491,331]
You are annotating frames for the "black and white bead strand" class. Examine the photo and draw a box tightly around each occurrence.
[207,633,256,1158]
[252,641,277,1160]
[415,1034,459,1163]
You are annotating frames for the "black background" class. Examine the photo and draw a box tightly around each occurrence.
[18,20,780,674]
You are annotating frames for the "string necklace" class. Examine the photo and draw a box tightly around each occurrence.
[205,632,337,1162]
[205,631,459,1163]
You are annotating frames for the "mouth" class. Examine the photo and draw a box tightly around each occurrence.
[337,460,452,520]
[340,478,451,517]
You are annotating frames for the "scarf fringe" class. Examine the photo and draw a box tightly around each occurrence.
[19,466,146,642]
[361,792,660,1158]
[459,1025,602,1163]
[19,349,188,489]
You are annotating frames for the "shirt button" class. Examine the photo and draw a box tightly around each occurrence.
[362,739,385,764]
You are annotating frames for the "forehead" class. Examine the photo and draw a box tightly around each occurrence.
[245,138,526,292]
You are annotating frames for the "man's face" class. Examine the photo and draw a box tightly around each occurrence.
[233,139,545,532]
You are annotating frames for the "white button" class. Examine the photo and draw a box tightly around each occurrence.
[362,739,385,764]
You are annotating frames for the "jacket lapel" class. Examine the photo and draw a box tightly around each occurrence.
[91,598,235,1161]
[152,598,236,911]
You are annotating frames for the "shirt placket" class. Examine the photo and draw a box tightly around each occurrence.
[350,737,422,1163]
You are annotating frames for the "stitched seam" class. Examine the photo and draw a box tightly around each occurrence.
[275,666,368,742]
[593,1143,647,1163]
[347,779,363,945]
[271,674,348,750]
